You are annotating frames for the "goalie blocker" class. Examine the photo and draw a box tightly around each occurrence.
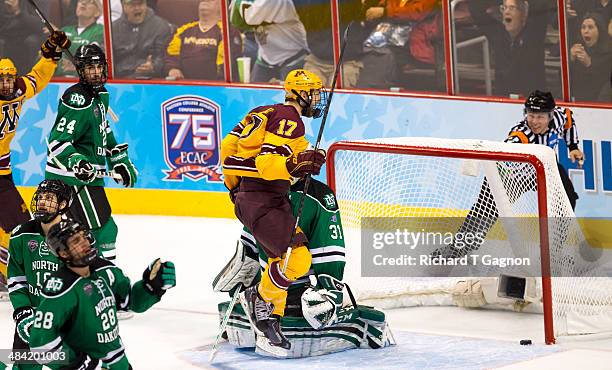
[213,241,395,357]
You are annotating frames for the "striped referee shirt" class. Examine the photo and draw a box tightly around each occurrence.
[504,107,579,151]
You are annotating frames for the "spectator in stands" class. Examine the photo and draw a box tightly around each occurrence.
[356,0,443,90]
[469,0,551,97]
[295,0,369,87]
[0,0,43,73]
[57,0,105,76]
[569,12,611,102]
[164,0,242,81]
[566,0,611,37]
[230,0,308,83]
[111,0,172,78]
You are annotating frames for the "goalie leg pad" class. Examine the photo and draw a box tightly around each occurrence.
[453,277,542,313]
[212,240,260,292]
[452,279,487,308]
[219,301,395,357]
[218,301,257,348]
[257,306,395,358]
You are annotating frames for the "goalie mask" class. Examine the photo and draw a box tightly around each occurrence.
[31,180,73,223]
[46,219,97,267]
[0,58,17,100]
[284,69,327,118]
[74,44,108,92]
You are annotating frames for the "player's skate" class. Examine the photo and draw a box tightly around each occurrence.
[239,284,291,350]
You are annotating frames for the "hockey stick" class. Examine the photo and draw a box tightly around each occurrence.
[209,284,242,362]
[45,138,122,181]
[26,0,120,123]
[282,23,352,274]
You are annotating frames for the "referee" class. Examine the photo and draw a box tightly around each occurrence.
[505,90,584,209]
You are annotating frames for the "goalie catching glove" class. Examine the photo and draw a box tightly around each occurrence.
[107,143,138,187]
[13,306,35,343]
[301,274,344,330]
[143,258,176,297]
[41,30,71,61]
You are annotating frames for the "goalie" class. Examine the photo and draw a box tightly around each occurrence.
[213,177,394,358]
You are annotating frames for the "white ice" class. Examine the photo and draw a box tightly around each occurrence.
[1,215,612,369]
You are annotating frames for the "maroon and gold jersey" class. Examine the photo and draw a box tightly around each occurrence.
[0,58,57,176]
[165,21,242,80]
[221,104,310,190]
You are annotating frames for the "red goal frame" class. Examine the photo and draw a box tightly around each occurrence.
[326,140,556,344]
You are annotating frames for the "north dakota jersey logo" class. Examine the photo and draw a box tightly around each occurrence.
[0,102,20,139]
[161,96,222,182]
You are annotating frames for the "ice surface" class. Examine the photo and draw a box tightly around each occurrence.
[1,215,611,369]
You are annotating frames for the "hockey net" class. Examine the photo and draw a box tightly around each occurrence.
[327,137,612,344]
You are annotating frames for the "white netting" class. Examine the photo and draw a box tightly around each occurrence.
[331,137,612,339]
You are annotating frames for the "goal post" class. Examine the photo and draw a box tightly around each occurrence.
[326,137,609,345]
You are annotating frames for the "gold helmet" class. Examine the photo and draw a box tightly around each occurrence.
[0,58,17,78]
[284,69,326,118]
[0,58,17,99]
[284,69,322,94]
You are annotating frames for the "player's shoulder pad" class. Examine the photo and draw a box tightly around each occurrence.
[292,178,339,211]
[10,219,43,238]
[250,104,277,116]
[61,84,94,109]
[89,257,116,272]
[41,267,80,298]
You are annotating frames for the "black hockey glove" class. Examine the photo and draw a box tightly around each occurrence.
[72,160,97,183]
[62,351,100,370]
[107,143,138,187]
[143,258,176,298]
[41,30,71,61]
[13,306,34,343]
[286,149,326,178]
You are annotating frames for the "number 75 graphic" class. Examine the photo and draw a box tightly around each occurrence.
[168,113,216,151]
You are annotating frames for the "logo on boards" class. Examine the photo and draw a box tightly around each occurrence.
[161,96,223,182]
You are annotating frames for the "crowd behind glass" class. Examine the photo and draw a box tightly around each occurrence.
[1,0,609,102]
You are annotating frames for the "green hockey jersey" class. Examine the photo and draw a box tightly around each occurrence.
[7,220,62,310]
[45,83,117,187]
[241,178,346,286]
[29,258,160,369]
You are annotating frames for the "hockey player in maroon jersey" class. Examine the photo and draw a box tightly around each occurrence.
[220,69,327,351]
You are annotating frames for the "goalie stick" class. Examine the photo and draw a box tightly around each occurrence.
[282,22,352,274]
[209,284,242,362]
[25,0,120,124]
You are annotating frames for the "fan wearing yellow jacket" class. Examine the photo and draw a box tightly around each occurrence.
[0,30,70,293]
[220,69,327,352]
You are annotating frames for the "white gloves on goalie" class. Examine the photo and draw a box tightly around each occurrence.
[301,274,344,330]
